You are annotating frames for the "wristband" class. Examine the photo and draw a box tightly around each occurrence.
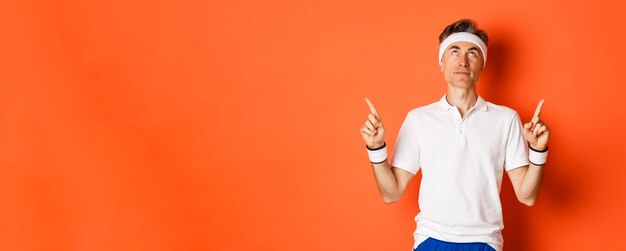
[529,145,548,166]
[366,142,387,164]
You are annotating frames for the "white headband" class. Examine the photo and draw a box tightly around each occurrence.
[438,32,487,67]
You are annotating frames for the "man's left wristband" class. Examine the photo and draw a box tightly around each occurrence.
[529,145,548,166]
[366,142,387,164]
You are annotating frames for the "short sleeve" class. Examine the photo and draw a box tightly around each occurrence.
[504,113,530,171]
[391,112,421,174]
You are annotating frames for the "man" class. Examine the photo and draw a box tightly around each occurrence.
[360,19,550,251]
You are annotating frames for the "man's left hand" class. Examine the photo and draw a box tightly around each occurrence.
[523,99,550,151]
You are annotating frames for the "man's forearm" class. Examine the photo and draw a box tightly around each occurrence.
[518,163,545,205]
[370,160,402,204]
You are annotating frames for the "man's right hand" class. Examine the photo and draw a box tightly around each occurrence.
[361,98,385,148]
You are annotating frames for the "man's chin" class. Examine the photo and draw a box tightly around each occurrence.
[450,79,475,87]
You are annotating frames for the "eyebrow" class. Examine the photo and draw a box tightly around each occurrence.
[448,45,480,52]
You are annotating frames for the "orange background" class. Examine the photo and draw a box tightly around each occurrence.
[1,0,625,250]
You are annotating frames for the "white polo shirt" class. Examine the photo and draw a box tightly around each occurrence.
[391,95,529,251]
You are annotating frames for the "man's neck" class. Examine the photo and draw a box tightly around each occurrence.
[446,87,478,118]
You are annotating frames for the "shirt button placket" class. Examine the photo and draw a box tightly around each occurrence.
[452,108,465,145]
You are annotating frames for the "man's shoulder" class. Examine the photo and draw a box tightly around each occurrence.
[405,101,441,117]
[484,100,520,119]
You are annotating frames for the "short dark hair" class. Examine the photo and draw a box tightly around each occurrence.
[439,19,488,46]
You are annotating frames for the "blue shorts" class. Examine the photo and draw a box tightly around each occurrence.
[414,237,495,251]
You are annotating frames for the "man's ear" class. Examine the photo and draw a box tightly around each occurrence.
[439,61,444,72]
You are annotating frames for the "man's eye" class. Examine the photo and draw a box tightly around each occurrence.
[451,50,459,55]
[469,51,477,57]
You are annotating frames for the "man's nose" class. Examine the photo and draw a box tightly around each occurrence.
[458,55,469,67]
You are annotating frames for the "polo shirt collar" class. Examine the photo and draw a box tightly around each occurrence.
[437,94,488,112]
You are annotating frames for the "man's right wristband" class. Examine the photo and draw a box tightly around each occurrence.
[366,142,387,164]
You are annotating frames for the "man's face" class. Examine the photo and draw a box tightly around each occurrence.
[439,41,484,88]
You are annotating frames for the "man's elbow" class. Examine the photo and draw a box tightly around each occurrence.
[517,196,537,206]
[381,194,401,205]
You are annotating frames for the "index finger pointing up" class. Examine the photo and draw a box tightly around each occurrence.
[532,99,544,122]
[365,98,379,116]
